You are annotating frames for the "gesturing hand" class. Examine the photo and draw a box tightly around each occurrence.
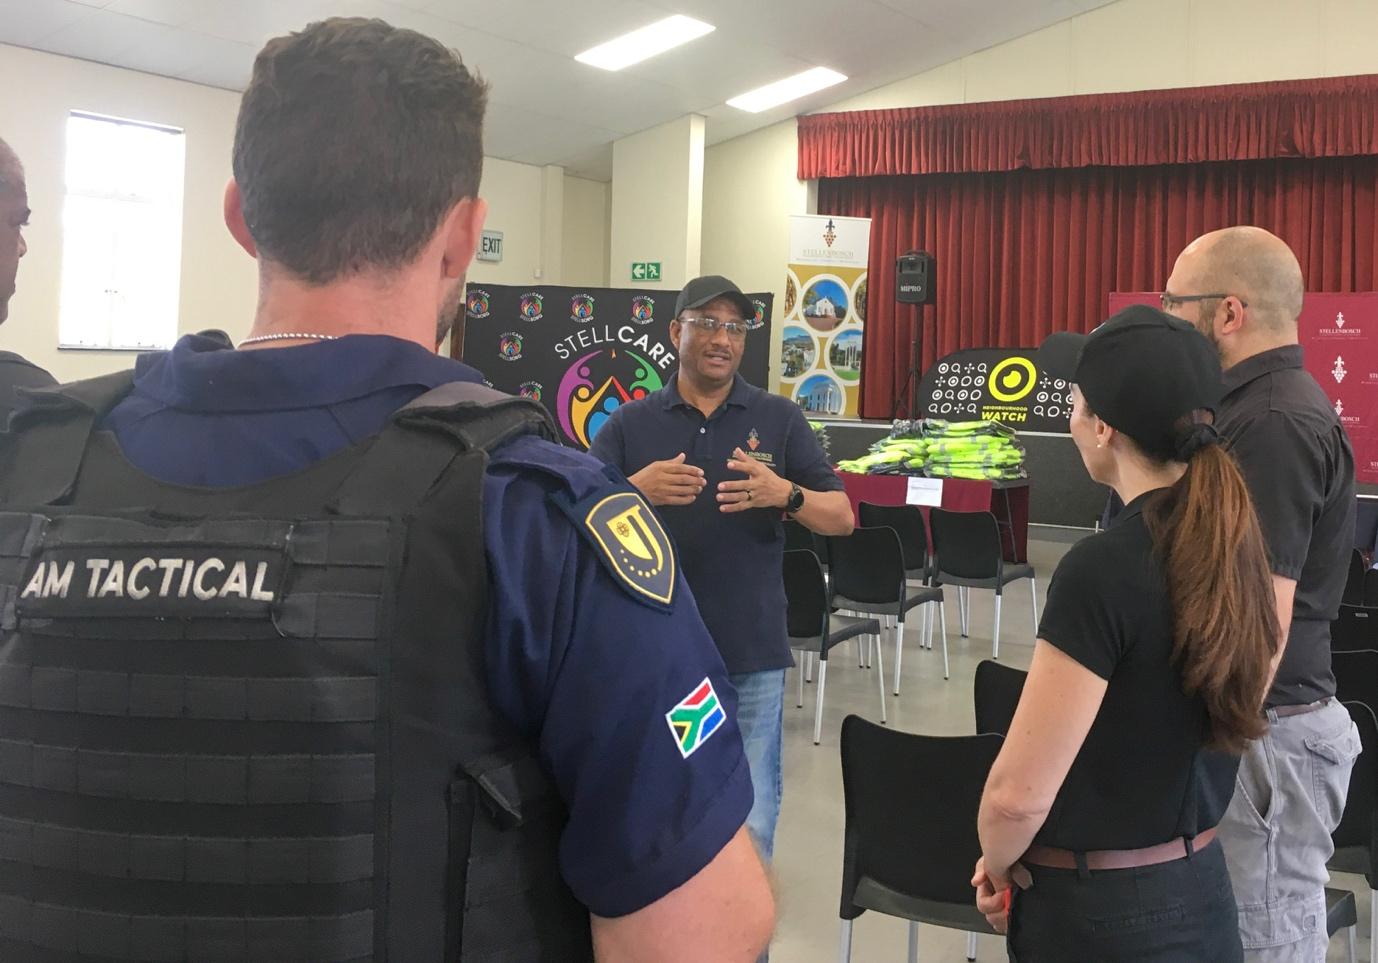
[717,448,791,513]
[629,453,706,506]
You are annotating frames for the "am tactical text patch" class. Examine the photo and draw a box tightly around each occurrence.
[16,547,284,619]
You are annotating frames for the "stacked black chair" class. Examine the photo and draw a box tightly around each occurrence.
[930,509,1037,660]
[838,716,1002,962]
[783,550,881,745]
[829,526,948,689]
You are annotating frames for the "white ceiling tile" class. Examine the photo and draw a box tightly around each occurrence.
[425,0,673,57]
[105,0,221,28]
[173,39,257,90]
[0,0,98,46]
[28,8,172,65]
[182,0,336,45]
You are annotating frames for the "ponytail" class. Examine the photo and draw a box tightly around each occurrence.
[1143,418,1280,753]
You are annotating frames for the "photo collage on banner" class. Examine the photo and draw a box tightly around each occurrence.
[457,283,773,450]
[780,214,870,418]
[1110,292,1378,484]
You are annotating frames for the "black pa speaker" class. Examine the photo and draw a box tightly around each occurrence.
[896,251,935,305]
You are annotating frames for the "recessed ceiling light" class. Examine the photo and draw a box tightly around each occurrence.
[574,15,716,71]
[727,67,848,113]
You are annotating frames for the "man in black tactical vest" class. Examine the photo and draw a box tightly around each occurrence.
[0,17,773,963]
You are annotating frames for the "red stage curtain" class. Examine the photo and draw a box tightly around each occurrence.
[799,75,1378,180]
[820,156,1378,419]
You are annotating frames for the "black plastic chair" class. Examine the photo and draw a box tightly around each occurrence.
[974,660,1027,737]
[930,509,1038,660]
[838,716,1003,962]
[1333,650,1378,718]
[1330,700,1377,963]
[784,550,882,745]
[1345,550,1368,606]
[1327,887,1360,963]
[829,526,948,690]
[858,502,933,584]
[1334,605,1378,652]
[783,517,818,554]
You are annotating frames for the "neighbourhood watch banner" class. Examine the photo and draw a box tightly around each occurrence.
[457,283,774,450]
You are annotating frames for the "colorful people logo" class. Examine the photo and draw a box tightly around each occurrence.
[466,289,490,319]
[498,332,524,362]
[557,348,664,448]
[518,381,543,402]
[631,296,655,325]
[519,293,544,322]
[571,294,595,323]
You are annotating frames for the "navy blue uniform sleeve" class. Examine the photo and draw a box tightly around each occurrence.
[783,403,843,492]
[481,441,752,917]
[1037,537,1127,680]
[585,406,627,473]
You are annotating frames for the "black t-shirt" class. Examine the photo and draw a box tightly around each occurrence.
[1216,345,1355,708]
[0,350,56,428]
[1033,492,1240,852]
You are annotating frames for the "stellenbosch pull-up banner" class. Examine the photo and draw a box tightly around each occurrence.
[780,214,870,418]
[458,283,773,450]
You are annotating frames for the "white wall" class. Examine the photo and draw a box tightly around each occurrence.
[0,42,612,382]
[0,42,254,382]
[700,0,1378,392]
[610,115,705,291]
[562,175,610,287]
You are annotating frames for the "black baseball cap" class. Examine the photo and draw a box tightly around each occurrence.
[1036,305,1222,456]
[674,275,755,322]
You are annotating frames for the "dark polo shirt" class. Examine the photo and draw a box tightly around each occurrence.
[0,350,56,429]
[1218,345,1356,708]
[589,373,844,674]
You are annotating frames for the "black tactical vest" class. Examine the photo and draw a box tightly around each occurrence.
[0,373,593,962]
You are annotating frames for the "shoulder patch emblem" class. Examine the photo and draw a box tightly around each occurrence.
[566,489,676,610]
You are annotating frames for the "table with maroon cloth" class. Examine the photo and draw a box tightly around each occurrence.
[836,471,1030,563]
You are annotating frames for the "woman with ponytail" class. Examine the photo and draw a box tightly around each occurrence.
[972,306,1279,962]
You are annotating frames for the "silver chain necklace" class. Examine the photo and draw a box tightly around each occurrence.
[239,332,341,346]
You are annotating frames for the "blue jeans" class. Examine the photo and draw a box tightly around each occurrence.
[729,669,786,863]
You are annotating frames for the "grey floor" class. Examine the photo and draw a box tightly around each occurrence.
[768,532,1372,963]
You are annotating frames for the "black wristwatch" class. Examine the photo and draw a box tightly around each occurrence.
[785,484,805,515]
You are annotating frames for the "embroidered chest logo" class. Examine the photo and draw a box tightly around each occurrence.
[747,428,760,451]
[744,428,774,464]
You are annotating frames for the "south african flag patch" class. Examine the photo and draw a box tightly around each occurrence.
[666,678,727,759]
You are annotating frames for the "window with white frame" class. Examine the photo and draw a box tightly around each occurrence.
[59,112,186,350]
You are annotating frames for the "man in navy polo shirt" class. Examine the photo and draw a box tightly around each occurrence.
[36,18,772,961]
[589,275,854,866]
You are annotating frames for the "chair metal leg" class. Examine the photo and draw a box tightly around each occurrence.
[959,585,969,637]
[907,920,919,963]
[1370,889,1376,963]
[939,599,950,680]
[873,630,887,725]
[1344,921,1355,963]
[893,614,905,696]
[813,659,829,745]
[1030,576,1040,638]
[805,651,814,683]
[797,656,805,708]
[992,592,1003,660]
[837,918,853,963]
[967,929,978,961]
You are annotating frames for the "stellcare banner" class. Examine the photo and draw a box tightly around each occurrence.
[458,283,773,450]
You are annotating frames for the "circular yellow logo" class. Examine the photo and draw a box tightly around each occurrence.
[988,357,1037,403]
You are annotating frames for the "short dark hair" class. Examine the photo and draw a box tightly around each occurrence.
[232,18,488,283]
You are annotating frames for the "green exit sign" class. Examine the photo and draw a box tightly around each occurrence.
[631,261,662,282]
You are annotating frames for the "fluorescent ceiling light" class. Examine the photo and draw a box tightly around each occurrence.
[575,15,715,71]
[727,67,848,113]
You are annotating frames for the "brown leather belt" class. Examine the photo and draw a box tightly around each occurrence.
[1271,697,1332,719]
[1023,827,1217,872]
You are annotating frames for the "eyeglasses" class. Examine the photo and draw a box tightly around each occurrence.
[1160,291,1247,311]
[683,316,750,338]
